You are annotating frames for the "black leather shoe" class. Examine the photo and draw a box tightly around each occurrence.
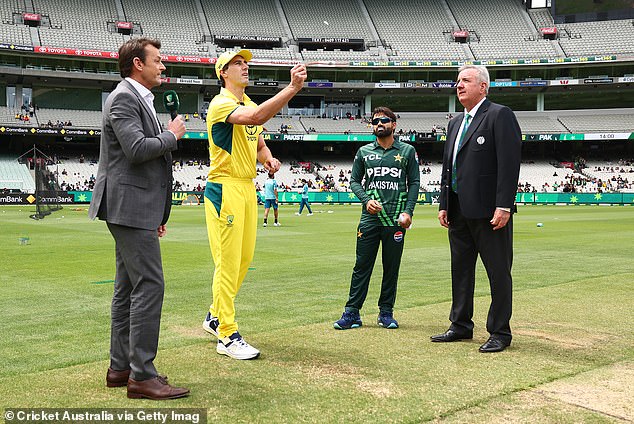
[430,329,473,342]
[479,337,510,353]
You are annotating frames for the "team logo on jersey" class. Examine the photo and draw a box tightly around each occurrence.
[227,215,234,226]
[246,124,258,135]
[393,231,404,243]
[357,230,363,238]
[477,136,485,145]
[394,153,403,162]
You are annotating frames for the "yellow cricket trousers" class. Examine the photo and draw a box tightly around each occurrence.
[204,178,257,338]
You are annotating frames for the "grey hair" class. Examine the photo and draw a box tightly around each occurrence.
[458,65,490,94]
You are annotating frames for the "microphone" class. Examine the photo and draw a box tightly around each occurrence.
[163,90,180,120]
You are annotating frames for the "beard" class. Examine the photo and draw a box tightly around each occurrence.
[373,126,394,138]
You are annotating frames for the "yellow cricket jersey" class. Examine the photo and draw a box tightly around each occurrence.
[206,88,263,181]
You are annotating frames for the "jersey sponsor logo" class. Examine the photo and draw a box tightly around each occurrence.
[367,180,399,190]
[246,124,258,135]
[393,231,404,242]
[366,167,402,178]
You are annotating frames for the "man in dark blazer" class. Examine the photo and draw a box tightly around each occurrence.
[89,37,189,398]
[431,65,521,353]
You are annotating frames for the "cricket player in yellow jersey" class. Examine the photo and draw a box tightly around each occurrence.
[202,49,307,359]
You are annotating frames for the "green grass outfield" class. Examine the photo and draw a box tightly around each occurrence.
[1,204,633,423]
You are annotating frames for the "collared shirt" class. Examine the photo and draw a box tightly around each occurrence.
[206,87,263,180]
[124,77,177,141]
[452,96,486,166]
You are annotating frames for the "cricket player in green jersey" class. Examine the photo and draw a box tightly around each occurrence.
[334,106,420,330]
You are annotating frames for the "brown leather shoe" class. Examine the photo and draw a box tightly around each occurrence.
[106,368,131,388]
[127,376,189,400]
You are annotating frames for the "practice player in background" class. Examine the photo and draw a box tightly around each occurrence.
[202,49,306,360]
[295,179,313,216]
[333,106,420,330]
[263,172,280,227]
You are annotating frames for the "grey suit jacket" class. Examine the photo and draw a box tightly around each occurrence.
[89,79,177,230]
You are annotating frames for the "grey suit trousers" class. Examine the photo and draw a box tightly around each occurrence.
[107,222,164,381]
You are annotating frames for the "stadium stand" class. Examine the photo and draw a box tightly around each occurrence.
[34,0,125,51]
[281,0,375,41]
[200,0,286,39]
[0,156,36,192]
[446,0,560,59]
[0,106,36,126]
[122,0,204,56]
[556,108,634,133]
[557,19,634,57]
[0,21,31,46]
[364,0,468,61]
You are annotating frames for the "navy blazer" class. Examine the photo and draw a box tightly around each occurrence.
[439,99,522,219]
[89,79,177,230]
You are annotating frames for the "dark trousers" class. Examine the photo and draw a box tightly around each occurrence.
[345,224,406,313]
[447,192,513,343]
[107,223,164,381]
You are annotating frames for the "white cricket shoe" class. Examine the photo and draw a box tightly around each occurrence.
[274,222,281,227]
[294,212,300,215]
[217,333,260,360]
[263,222,267,227]
[307,213,313,216]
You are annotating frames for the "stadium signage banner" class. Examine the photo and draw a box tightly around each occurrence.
[0,126,102,137]
[4,191,630,205]
[519,80,548,86]
[403,82,428,88]
[348,55,618,67]
[307,82,334,88]
[0,43,34,52]
[116,21,133,29]
[215,35,281,43]
[584,78,613,84]
[618,77,634,83]
[375,82,400,88]
[431,82,457,88]
[550,79,580,85]
[490,81,518,87]
[176,78,203,85]
[0,192,74,205]
[584,133,632,140]
[22,13,41,22]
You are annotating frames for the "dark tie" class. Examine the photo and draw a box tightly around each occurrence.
[451,114,471,193]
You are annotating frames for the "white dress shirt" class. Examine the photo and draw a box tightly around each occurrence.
[125,77,177,142]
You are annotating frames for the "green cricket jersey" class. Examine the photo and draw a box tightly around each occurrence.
[350,140,420,226]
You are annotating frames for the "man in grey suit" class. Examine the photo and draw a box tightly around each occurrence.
[89,37,189,399]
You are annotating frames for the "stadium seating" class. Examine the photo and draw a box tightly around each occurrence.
[280,0,375,41]
[0,156,36,192]
[122,0,204,56]
[557,19,634,57]
[556,109,634,133]
[364,0,468,61]
[34,0,126,51]
[446,0,560,59]
[200,0,286,39]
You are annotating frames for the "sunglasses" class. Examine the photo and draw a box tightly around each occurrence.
[371,117,393,125]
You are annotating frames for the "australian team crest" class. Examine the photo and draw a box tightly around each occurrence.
[227,215,234,227]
